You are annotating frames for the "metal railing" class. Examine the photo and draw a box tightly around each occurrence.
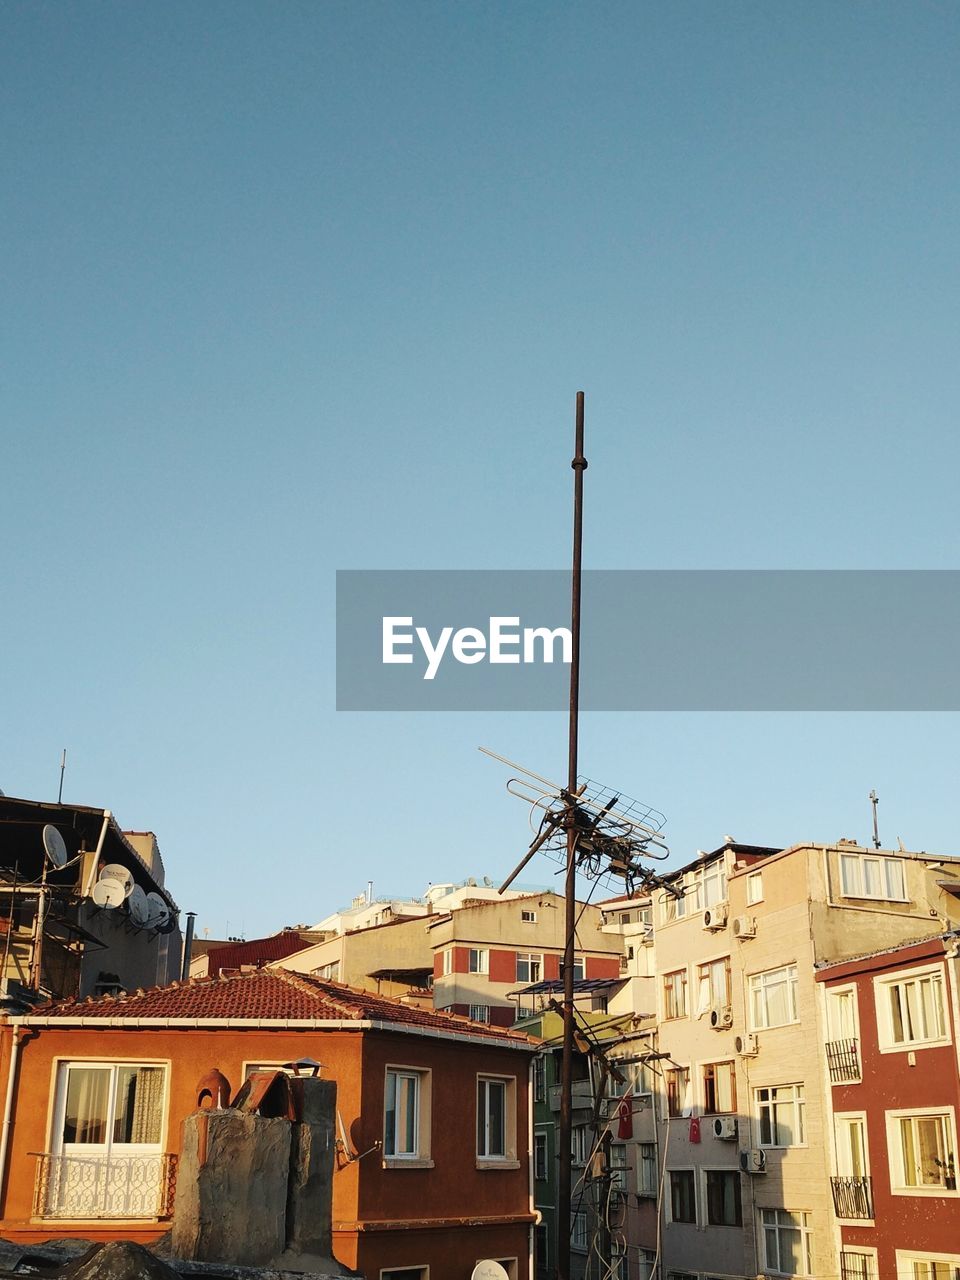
[840,1251,873,1280]
[825,1037,861,1082]
[34,1152,178,1220]
[830,1174,873,1219]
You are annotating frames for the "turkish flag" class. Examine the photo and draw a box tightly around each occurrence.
[617,1096,633,1140]
[689,1117,701,1143]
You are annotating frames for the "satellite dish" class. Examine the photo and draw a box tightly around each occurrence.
[92,879,126,909]
[42,825,68,868]
[100,864,134,898]
[127,885,149,927]
[145,892,169,930]
[471,1264,509,1280]
[156,907,178,935]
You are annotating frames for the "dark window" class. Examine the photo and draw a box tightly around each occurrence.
[706,1169,742,1225]
[670,1170,696,1223]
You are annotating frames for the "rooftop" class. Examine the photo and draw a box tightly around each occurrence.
[24,967,537,1045]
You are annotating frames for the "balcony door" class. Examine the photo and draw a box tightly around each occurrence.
[47,1062,166,1219]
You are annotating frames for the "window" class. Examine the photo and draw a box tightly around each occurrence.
[661,886,687,922]
[750,963,799,1029]
[560,956,585,980]
[468,1004,490,1022]
[663,968,688,1019]
[521,909,537,923]
[609,1143,628,1190]
[877,967,949,1050]
[533,1055,546,1103]
[835,1113,869,1178]
[826,985,859,1039]
[620,912,632,925]
[746,871,763,904]
[888,1109,957,1193]
[441,948,453,976]
[572,1124,590,1165]
[381,1270,428,1280]
[840,851,907,900]
[317,961,340,980]
[384,1068,430,1161]
[534,1131,548,1180]
[49,1062,167,1219]
[571,1210,588,1251]
[761,1209,812,1276]
[637,1250,656,1280]
[756,1084,806,1147]
[697,860,726,910]
[477,1076,515,1161]
[697,956,731,1014]
[840,1251,877,1280]
[896,1254,960,1280]
[703,1061,736,1114]
[516,952,542,983]
[669,1169,696,1223]
[468,948,489,974]
[666,1067,691,1118]
[705,1169,742,1225]
[638,1142,658,1195]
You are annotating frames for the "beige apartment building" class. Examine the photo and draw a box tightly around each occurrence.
[645,837,960,1280]
[271,914,434,997]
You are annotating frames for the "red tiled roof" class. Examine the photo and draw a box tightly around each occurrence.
[31,968,536,1045]
[205,932,310,976]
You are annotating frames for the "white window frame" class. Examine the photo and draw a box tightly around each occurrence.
[521,909,537,923]
[749,963,799,1031]
[839,850,907,901]
[638,1141,658,1196]
[759,1208,813,1277]
[894,1250,960,1279]
[825,983,860,1041]
[571,1209,589,1252]
[875,964,950,1053]
[516,952,543,983]
[571,1123,591,1166]
[697,955,731,1015]
[839,1248,878,1280]
[609,1141,628,1190]
[50,1058,169,1155]
[663,967,689,1020]
[746,871,764,904]
[440,948,453,976]
[383,1066,432,1166]
[468,948,489,974]
[468,1004,490,1023]
[755,1083,806,1148]
[886,1107,959,1197]
[533,1129,548,1180]
[835,1111,870,1180]
[477,1074,517,1164]
[660,885,687,923]
[702,1060,737,1115]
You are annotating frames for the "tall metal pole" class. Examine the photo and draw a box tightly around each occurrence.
[558,392,586,1280]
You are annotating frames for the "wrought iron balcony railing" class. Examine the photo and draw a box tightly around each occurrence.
[840,1250,874,1280]
[33,1152,178,1220]
[825,1037,861,1083]
[830,1174,873,1219]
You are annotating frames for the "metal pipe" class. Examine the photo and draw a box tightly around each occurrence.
[558,391,586,1280]
[0,1022,25,1213]
[180,911,197,981]
[82,812,111,900]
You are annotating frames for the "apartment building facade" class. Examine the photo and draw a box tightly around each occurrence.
[644,838,960,1280]
[429,891,623,1027]
[817,931,960,1280]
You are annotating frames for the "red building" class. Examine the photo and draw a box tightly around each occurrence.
[0,968,538,1279]
[817,931,960,1280]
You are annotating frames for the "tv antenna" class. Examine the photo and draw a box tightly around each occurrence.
[57,749,66,804]
[870,789,881,849]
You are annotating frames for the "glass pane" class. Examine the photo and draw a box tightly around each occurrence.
[385,1072,397,1154]
[489,1081,505,1155]
[840,855,858,895]
[113,1066,164,1145]
[63,1067,111,1145]
[916,1117,945,1185]
[398,1075,417,1154]
[863,859,881,896]
[885,859,905,898]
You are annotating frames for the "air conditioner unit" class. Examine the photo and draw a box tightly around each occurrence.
[735,1033,759,1057]
[740,1147,767,1174]
[713,1115,737,1141]
[702,902,729,930]
[709,1004,733,1030]
[733,915,757,939]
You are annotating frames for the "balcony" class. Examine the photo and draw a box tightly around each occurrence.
[830,1175,873,1219]
[548,1080,594,1111]
[33,1152,178,1220]
[825,1037,861,1083]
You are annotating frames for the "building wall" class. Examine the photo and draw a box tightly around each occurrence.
[0,1020,534,1279]
[279,916,433,993]
[821,937,960,1277]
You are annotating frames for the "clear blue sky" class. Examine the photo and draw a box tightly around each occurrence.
[3,2,959,938]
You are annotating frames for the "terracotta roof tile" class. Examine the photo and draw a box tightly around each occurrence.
[34,969,536,1045]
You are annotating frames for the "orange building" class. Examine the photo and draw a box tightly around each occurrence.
[0,968,539,1280]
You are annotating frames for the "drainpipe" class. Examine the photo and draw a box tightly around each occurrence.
[0,1020,25,1214]
[180,912,197,981]
[82,812,111,900]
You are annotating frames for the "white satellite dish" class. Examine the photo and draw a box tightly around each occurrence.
[145,891,169,930]
[471,1264,509,1280]
[92,879,125,909]
[128,885,149,927]
[42,825,68,868]
[100,864,134,898]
